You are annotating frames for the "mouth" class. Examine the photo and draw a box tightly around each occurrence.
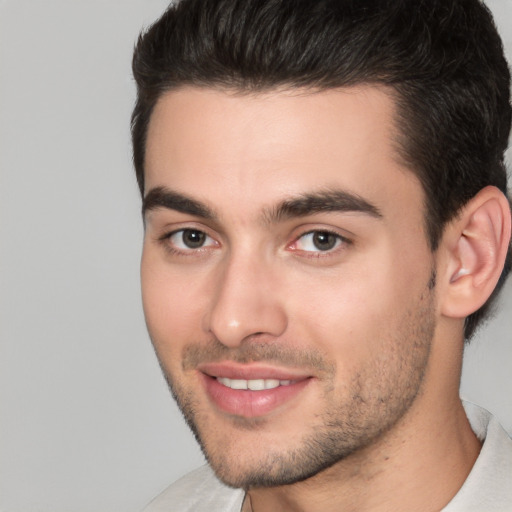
[197,362,313,418]
[215,377,294,390]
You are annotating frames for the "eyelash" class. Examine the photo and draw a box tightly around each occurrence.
[157,228,351,259]
[288,230,351,258]
[158,228,218,256]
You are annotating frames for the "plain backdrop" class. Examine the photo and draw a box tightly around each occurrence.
[0,1,511,511]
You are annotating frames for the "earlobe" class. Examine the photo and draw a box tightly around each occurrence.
[441,186,511,319]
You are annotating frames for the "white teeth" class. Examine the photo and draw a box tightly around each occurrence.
[262,379,280,390]
[230,379,249,390]
[247,379,265,391]
[216,377,293,390]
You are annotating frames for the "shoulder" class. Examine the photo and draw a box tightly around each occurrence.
[142,465,245,512]
[443,402,512,511]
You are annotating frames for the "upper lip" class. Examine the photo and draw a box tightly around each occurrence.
[197,361,312,381]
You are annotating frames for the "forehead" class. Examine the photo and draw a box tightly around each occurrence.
[144,86,423,223]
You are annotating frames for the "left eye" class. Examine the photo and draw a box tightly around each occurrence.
[294,231,343,252]
[168,229,216,250]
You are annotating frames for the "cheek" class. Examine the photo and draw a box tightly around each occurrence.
[285,255,418,358]
[140,252,209,358]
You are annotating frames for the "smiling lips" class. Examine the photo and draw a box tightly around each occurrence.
[216,377,293,390]
[198,363,313,418]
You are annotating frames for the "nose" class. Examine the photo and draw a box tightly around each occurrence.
[203,250,288,348]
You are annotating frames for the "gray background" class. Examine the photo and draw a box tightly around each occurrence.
[0,1,510,511]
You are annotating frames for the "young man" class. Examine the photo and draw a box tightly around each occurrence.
[132,0,512,510]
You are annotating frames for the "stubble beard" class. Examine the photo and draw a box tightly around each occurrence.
[157,280,436,489]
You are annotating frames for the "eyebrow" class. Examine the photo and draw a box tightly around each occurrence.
[142,186,382,223]
[143,186,216,219]
[264,189,382,223]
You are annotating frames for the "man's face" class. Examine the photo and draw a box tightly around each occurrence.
[141,86,438,487]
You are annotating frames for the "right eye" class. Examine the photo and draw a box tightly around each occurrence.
[166,229,217,251]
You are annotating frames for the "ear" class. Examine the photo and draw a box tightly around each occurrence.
[439,186,511,319]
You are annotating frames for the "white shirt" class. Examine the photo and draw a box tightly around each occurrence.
[143,403,512,512]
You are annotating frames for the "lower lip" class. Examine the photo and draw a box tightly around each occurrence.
[201,374,312,418]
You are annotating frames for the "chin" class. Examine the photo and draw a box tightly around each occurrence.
[197,420,371,489]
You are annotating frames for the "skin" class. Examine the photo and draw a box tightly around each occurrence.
[141,86,481,511]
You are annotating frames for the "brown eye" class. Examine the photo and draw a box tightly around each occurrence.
[312,232,338,251]
[294,231,343,252]
[167,229,216,251]
[181,229,206,248]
